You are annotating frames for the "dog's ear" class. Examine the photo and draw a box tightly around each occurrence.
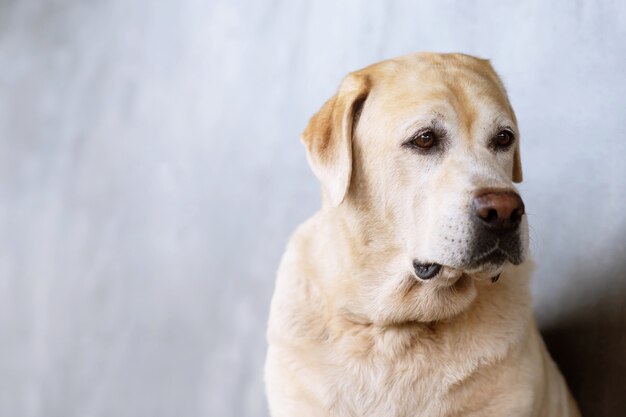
[512,141,523,183]
[301,73,370,207]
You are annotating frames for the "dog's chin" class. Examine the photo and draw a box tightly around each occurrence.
[463,247,526,280]
[407,250,525,322]
[424,263,501,287]
[461,262,505,282]
[415,251,524,285]
[447,261,508,282]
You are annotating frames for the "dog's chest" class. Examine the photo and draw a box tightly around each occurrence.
[329,353,441,416]
[319,324,515,417]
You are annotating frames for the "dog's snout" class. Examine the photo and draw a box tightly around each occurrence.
[472,190,525,232]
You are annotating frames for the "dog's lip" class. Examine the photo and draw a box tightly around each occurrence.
[412,261,465,284]
[412,261,442,280]
[413,259,505,283]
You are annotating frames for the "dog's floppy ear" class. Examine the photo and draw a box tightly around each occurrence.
[512,141,523,183]
[301,73,370,207]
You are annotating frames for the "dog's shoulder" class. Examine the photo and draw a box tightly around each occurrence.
[267,212,336,342]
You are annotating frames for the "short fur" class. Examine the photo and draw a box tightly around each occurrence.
[265,53,579,417]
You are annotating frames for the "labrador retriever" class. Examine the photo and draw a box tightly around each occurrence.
[265,52,580,417]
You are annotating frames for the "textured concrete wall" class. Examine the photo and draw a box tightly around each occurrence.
[1,1,625,416]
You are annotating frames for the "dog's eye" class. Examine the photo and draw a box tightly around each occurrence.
[494,130,514,149]
[409,131,437,149]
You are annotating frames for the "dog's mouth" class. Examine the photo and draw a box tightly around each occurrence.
[413,260,503,284]
[413,244,518,282]
[413,229,526,283]
[464,247,514,270]
[465,231,525,268]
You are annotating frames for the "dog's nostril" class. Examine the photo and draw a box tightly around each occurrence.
[486,209,498,222]
[510,208,522,223]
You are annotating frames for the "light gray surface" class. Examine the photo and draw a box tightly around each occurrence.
[1,1,625,416]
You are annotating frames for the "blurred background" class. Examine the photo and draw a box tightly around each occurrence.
[1,1,625,416]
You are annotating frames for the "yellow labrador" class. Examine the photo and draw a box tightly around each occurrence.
[265,53,580,417]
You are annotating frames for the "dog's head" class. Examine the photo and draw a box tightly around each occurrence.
[302,53,528,322]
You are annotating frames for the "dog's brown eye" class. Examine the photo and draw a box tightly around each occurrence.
[494,131,514,148]
[411,131,436,149]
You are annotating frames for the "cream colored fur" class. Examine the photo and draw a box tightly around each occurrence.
[265,53,580,417]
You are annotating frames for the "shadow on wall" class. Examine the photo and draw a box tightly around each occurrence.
[541,260,626,417]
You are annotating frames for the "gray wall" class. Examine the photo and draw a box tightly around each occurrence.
[1,1,625,416]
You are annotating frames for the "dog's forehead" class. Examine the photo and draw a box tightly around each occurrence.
[361,53,515,134]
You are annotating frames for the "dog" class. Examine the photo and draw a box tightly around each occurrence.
[265,52,580,417]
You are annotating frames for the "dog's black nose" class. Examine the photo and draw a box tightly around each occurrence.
[473,189,525,233]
